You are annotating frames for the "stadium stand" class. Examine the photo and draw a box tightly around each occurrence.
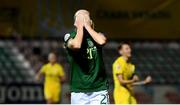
[0,40,35,84]
[0,40,180,104]
[103,42,180,84]
[2,40,179,85]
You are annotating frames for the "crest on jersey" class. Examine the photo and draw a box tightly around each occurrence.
[88,40,94,47]
[116,65,121,70]
[64,33,70,42]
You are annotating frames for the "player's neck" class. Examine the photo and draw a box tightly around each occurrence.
[122,56,129,62]
[50,62,56,65]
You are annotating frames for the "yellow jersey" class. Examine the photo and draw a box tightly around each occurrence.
[40,63,65,88]
[112,56,135,90]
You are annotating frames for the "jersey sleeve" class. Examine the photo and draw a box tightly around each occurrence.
[113,60,125,75]
[131,64,135,74]
[57,64,65,77]
[40,65,46,74]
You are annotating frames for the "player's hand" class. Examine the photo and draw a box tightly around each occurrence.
[144,76,152,84]
[83,14,91,28]
[35,75,40,81]
[74,14,84,28]
[132,75,139,82]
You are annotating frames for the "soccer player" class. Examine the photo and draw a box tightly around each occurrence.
[35,52,65,104]
[112,42,152,104]
[64,10,109,104]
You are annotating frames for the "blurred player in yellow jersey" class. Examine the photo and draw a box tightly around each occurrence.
[35,52,65,104]
[112,42,152,104]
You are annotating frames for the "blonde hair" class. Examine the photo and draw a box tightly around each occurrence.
[74,9,89,19]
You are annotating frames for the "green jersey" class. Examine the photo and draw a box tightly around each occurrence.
[64,30,108,92]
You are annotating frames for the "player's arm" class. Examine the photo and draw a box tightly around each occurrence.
[59,72,66,83]
[35,66,46,81]
[84,22,106,45]
[60,75,66,83]
[35,71,44,81]
[113,61,138,85]
[58,65,66,83]
[117,74,138,85]
[132,76,152,86]
[67,27,83,49]
[66,15,84,49]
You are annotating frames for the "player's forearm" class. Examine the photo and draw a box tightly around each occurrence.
[132,80,146,86]
[119,79,135,85]
[35,73,42,81]
[60,76,66,83]
[69,27,83,49]
[85,26,106,45]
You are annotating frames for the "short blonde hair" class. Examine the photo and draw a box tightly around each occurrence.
[74,9,90,19]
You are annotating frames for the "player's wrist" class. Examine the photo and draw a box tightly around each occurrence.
[84,24,92,30]
[76,25,84,31]
[77,24,84,28]
[143,80,147,84]
[131,79,136,83]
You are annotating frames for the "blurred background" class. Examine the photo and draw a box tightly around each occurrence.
[0,0,180,104]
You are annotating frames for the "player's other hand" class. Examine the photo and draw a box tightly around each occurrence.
[132,75,139,82]
[35,75,40,81]
[144,76,152,84]
[83,15,91,28]
[74,14,84,28]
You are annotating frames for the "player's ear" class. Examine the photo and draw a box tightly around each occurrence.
[119,50,122,55]
[91,20,95,29]
[48,55,50,61]
[90,20,92,25]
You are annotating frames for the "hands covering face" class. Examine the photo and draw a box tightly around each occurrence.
[83,14,91,27]
[74,12,91,28]
[74,13,84,27]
